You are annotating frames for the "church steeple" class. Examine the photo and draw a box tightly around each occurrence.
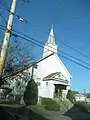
[47,24,55,45]
[43,25,57,58]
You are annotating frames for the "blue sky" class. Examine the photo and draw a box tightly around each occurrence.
[1,0,90,92]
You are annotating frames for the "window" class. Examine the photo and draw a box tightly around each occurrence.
[46,82,48,86]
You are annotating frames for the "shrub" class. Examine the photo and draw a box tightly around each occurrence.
[75,101,90,112]
[0,99,14,104]
[66,90,75,103]
[42,98,60,111]
[14,95,21,104]
[24,79,38,105]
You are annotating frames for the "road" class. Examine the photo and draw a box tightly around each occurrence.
[64,106,90,120]
[0,106,90,120]
[46,106,90,120]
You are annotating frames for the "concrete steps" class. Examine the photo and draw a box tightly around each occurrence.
[54,97,73,114]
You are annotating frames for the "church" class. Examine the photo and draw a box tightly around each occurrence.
[36,26,72,99]
[0,26,72,103]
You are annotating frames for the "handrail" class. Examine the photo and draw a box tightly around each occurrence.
[54,94,72,110]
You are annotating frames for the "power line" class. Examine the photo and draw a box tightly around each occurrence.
[60,54,90,70]
[0,26,33,64]
[0,24,89,67]
[59,40,90,60]
[3,53,54,79]
[9,26,90,66]
[11,32,90,70]
[23,22,90,60]
[57,0,90,60]
[0,6,90,60]
[14,14,90,60]
[0,24,90,70]
[1,26,90,71]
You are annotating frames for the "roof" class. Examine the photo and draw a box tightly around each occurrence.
[44,72,60,79]
[56,55,72,78]
[75,93,86,97]
[43,72,69,85]
[47,25,55,45]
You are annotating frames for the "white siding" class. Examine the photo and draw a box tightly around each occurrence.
[37,54,71,98]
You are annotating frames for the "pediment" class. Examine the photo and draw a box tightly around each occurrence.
[44,72,62,79]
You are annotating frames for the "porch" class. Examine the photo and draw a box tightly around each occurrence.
[54,84,67,98]
[42,72,70,99]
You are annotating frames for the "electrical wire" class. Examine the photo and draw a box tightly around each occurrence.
[11,32,90,70]
[6,24,90,66]
[1,25,90,71]
[0,25,90,71]
[0,24,88,67]
[13,30,90,66]
[0,6,90,60]
[0,25,33,63]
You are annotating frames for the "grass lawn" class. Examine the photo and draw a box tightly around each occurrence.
[28,105,61,117]
[0,104,23,108]
[28,105,71,120]
[75,102,90,112]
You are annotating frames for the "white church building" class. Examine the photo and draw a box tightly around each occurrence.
[1,26,72,102]
[36,26,72,99]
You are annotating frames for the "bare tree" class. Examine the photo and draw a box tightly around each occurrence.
[0,35,33,103]
[3,35,33,75]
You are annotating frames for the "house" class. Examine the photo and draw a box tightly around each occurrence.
[37,26,72,99]
[86,98,90,103]
[75,93,86,102]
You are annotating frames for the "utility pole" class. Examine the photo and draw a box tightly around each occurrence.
[0,0,17,82]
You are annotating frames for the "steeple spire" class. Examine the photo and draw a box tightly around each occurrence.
[47,24,55,45]
[43,25,57,58]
